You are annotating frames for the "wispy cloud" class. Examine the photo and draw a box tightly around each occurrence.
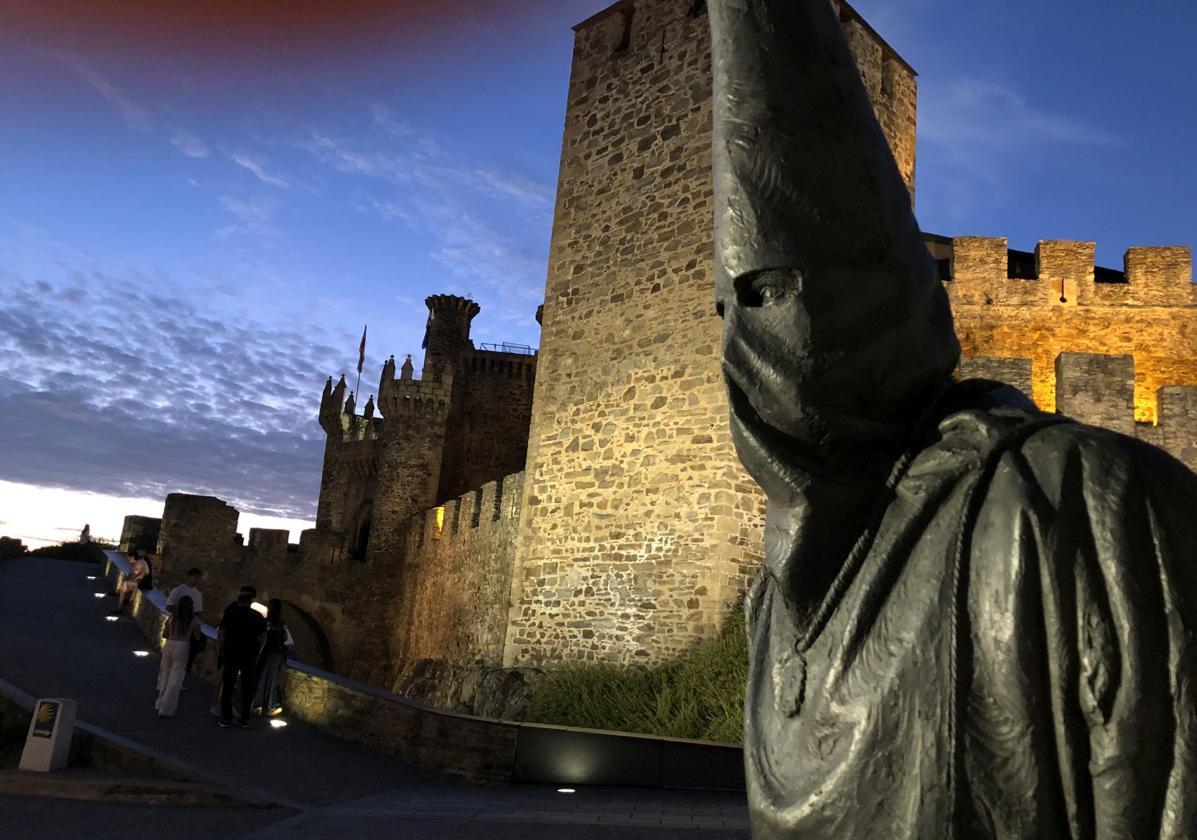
[297,107,552,308]
[170,130,210,158]
[216,195,278,240]
[58,55,153,132]
[921,79,1121,150]
[919,78,1121,220]
[230,151,290,188]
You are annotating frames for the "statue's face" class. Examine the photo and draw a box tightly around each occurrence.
[716,261,955,493]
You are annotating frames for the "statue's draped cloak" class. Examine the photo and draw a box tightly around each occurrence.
[745,386,1197,839]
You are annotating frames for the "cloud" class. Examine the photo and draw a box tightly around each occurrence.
[298,111,552,306]
[216,194,278,239]
[918,78,1121,220]
[230,151,290,188]
[920,79,1121,151]
[56,54,153,132]
[171,130,210,158]
[0,263,354,520]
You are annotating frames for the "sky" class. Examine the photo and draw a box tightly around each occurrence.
[1,0,1194,547]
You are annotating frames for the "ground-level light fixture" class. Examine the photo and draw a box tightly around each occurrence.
[557,788,576,794]
[132,650,150,657]
[86,575,97,581]
[94,593,106,598]
[105,616,119,622]
[269,719,288,729]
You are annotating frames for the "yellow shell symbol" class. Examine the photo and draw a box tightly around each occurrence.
[37,704,56,723]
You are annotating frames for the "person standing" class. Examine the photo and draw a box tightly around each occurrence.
[252,599,289,716]
[217,585,265,729]
[166,568,206,678]
[156,595,198,718]
[79,524,90,544]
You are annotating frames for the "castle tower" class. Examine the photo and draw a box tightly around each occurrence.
[422,294,480,371]
[505,0,919,668]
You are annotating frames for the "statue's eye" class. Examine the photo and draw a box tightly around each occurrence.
[758,283,785,302]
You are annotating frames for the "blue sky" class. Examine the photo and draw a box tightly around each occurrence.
[1,0,1194,546]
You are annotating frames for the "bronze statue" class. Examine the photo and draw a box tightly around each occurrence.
[709,1,1197,837]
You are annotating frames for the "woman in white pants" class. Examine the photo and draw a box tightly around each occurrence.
[156,595,198,718]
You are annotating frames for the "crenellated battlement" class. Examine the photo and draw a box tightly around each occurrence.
[945,237,1196,308]
[402,472,524,555]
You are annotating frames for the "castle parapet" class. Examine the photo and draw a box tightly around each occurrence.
[406,473,524,554]
[946,237,1196,308]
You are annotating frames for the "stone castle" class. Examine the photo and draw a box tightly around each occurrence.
[123,0,1197,714]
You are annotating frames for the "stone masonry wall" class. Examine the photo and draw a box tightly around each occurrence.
[118,515,161,555]
[505,0,911,668]
[154,494,238,588]
[388,473,524,686]
[438,351,537,502]
[947,238,1197,424]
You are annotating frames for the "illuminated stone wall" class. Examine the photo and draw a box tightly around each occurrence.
[947,238,1197,427]
[388,473,524,686]
[504,0,915,668]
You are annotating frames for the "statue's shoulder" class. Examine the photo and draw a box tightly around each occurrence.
[936,378,1196,498]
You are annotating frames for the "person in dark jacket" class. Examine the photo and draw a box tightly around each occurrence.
[216,585,265,729]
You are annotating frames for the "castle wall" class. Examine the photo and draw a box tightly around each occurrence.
[437,351,537,502]
[119,515,161,555]
[506,0,908,668]
[947,238,1197,423]
[387,473,524,687]
[155,493,239,589]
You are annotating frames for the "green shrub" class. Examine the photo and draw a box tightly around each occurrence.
[27,541,115,564]
[525,601,748,744]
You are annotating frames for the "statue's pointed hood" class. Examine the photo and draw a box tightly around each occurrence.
[710,0,959,495]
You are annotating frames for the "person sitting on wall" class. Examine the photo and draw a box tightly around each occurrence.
[217,584,266,729]
[166,568,206,683]
[111,551,149,616]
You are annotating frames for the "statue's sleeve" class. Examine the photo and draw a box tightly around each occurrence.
[980,427,1197,839]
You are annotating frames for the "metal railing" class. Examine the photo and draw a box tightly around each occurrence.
[478,342,536,356]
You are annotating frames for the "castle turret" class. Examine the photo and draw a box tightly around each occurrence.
[344,390,356,416]
[319,374,346,434]
[422,295,479,369]
[400,354,414,380]
[363,395,375,420]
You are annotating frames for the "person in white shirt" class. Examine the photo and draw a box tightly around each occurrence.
[166,568,206,677]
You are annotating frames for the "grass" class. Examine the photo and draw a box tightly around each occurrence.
[524,601,748,744]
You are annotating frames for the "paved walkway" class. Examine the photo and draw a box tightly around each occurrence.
[0,557,749,838]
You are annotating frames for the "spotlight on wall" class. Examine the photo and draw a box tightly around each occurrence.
[557,788,576,794]
[269,719,288,729]
[105,616,119,622]
[132,650,150,657]
[94,593,106,598]
[250,602,268,617]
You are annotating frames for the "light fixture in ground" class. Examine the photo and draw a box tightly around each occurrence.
[132,650,150,657]
[105,616,118,622]
[94,593,106,598]
[269,719,288,729]
[557,788,576,794]
[86,576,97,580]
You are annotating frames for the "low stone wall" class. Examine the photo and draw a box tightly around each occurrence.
[102,551,745,790]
